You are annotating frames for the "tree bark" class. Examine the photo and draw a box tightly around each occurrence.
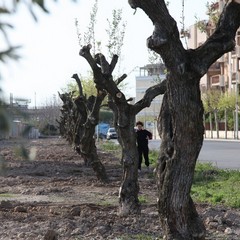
[129,0,240,239]
[80,45,141,215]
[59,74,108,183]
[80,45,166,215]
[73,74,109,183]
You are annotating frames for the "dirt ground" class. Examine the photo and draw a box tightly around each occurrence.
[0,137,240,240]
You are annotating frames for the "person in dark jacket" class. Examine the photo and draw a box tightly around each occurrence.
[135,121,152,171]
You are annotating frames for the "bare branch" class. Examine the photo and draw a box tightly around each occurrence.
[115,74,127,85]
[134,79,166,114]
[80,45,125,102]
[109,54,118,73]
[71,73,83,96]
[190,1,240,76]
[128,1,185,73]
[79,44,99,72]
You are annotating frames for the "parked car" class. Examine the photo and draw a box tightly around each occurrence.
[106,128,118,140]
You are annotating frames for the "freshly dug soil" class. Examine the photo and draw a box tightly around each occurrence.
[0,138,239,240]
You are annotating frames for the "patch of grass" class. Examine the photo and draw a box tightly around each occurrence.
[100,141,121,151]
[138,195,148,204]
[192,162,240,208]
[99,200,114,206]
[149,149,158,167]
[0,193,14,198]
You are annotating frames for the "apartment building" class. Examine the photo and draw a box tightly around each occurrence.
[187,0,240,94]
[135,63,166,138]
[186,0,239,139]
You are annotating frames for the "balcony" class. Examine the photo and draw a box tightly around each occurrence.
[232,45,240,57]
[231,72,240,84]
[210,74,225,87]
[236,45,240,58]
[208,62,221,74]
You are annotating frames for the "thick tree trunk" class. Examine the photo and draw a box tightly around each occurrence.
[59,76,108,183]
[157,80,205,239]
[74,91,109,183]
[128,0,240,239]
[79,45,167,215]
[79,46,141,213]
[75,119,108,183]
[107,98,140,215]
[83,137,108,182]
[118,112,140,216]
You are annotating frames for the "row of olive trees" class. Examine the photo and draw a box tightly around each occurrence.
[58,1,127,182]
[58,1,166,215]
[58,59,166,214]
[2,1,240,239]
[58,73,109,182]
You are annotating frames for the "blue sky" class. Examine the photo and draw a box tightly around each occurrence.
[1,0,209,107]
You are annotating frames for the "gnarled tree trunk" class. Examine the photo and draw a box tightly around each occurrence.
[59,74,108,183]
[80,46,141,214]
[80,45,166,215]
[128,0,240,239]
[73,74,108,182]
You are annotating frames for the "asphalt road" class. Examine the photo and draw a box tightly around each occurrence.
[148,139,240,170]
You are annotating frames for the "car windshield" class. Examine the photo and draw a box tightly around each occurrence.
[109,128,115,132]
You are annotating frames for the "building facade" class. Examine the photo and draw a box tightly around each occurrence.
[186,0,239,139]
[187,0,240,94]
[135,63,166,139]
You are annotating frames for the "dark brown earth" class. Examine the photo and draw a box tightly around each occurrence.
[0,138,239,240]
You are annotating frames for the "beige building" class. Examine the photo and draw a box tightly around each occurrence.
[135,63,166,138]
[186,0,240,138]
[187,0,240,94]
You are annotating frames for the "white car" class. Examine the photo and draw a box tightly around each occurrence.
[106,128,118,140]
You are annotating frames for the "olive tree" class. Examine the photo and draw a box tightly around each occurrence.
[127,0,240,239]
[79,44,166,215]
[58,74,109,182]
[58,1,127,182]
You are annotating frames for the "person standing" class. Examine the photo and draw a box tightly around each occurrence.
[135,121,152,171]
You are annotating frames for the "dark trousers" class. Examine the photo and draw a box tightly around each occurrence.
[138,145,149,170]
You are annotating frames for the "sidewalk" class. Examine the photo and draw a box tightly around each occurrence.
[204,130,240,142]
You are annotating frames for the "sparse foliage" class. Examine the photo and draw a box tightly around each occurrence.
[66,73,97,97]
[106,9,126,59]
[196,0,221,34]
